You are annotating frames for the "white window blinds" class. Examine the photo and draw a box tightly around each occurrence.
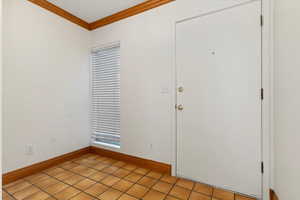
[91,43,120,148]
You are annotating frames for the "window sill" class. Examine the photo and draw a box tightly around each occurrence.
[92,141,120,149]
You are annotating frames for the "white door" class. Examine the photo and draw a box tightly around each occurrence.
[176,2,262,197]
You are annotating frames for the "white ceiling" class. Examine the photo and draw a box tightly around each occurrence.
[47,0,147,23]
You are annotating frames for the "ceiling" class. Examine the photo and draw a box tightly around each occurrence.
[47,0,147,23]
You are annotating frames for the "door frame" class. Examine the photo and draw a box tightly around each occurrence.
[170,0,274,199]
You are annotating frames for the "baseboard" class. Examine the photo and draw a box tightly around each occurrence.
[90,146,171,175]
[270,189,279,200]
[2,145,171,185]
[2,147,90,185]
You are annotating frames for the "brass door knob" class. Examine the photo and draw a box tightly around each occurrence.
[177,104,184,111]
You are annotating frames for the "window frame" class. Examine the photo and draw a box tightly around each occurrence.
[90,41,121,149]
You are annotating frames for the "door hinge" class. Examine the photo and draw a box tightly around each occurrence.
[260,15,264,26]
[261,88,264,100]
[261,162,264,174]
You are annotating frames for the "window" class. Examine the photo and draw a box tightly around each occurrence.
[91,43,120,148]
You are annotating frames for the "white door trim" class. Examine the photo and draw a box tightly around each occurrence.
[261,0,274,199]
[170,0,274,199]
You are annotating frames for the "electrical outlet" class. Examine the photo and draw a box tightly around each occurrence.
[25,144,34,155]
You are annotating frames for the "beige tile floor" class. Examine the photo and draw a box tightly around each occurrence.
[3,153,256,200]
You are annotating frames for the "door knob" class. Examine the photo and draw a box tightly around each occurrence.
[177,104,184,111]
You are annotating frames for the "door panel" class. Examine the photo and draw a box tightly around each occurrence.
[176,2,262,197]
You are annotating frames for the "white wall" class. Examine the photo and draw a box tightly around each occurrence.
[91,0,257,165]
[4,0,300,199]
[1,0,3,197]
[274,0,300,199]
[2,0,255,173]
[92,3,175,164]
[3,0,91,173]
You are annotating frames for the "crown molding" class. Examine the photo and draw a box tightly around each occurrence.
[28,0,91,30]
[89,0,175,30]
[28,0,175,31]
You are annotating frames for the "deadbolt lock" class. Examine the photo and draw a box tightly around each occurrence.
[178,86,184,93]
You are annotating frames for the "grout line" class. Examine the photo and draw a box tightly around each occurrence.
[22,179,59,200]
[4,180,50,200]
[162,179,178,200]
[60,155,155,199]
[115,170,152,200]
[186,181,195,200]
[39,171,90,199]
[4,154,181,200]
[3,153,255,200]
[46,166,114,199]
[69,154,181,200]
[3,188,18,200]
[133,172,163,200]
[76,156,159,198]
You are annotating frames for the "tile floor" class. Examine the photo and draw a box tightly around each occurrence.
[3,153,256,200]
